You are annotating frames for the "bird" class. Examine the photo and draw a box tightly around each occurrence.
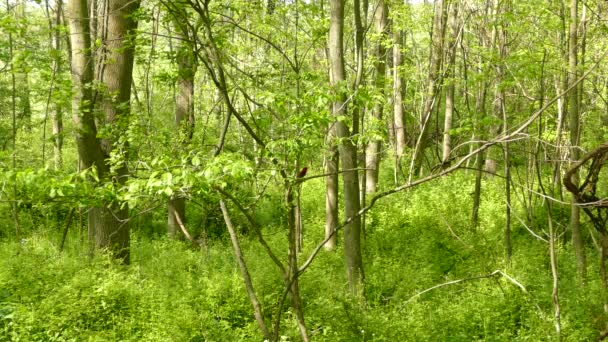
[296,167,308,179]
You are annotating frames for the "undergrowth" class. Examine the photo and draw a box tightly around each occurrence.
[0,171,603,341]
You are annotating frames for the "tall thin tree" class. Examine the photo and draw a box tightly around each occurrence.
[568,0,586,278]
[365,0,388,194]
[329,0,364,291]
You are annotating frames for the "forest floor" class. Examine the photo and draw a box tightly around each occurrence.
[0,172,603,341]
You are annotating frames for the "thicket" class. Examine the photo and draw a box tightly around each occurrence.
[2,0,608,340]
[0,170,602,341]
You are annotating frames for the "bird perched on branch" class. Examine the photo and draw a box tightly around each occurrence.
[296,167,308,179]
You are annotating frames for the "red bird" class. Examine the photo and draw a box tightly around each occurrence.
[296,167,308,179]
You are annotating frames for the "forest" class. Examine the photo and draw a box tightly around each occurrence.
[1,0,608,340]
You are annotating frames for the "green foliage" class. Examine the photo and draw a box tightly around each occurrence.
[2,0,608,340]
[0,237,257,341]
[1,172,602,341]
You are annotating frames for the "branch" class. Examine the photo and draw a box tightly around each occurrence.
[219,199,271,340]
[172,208,196,244]
[403,270,530,304]
[215,187,287,277]
[298,50,608,276]
[211,11,297,72]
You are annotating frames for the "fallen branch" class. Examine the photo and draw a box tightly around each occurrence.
[402,270,544,319]
[172,208,196,244]
[404,270,504,304]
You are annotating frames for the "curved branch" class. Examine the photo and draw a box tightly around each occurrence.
[299,50,608,276]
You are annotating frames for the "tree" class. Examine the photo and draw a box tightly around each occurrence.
[167,10,198,240]
[568,0,586,279]
[410,0,447,178]
[392,2,407,173]
[494,0,512,261]
[325,125,339,250]
[441,1,458,166]
[44,0,65,170]
[365,0,388,194]
[329,0,364,291]
[15,0,31,130]
[68,0,140,263]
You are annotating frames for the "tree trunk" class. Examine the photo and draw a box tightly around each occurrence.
[442,2,458,165]
[325,125,339,250]
[329,0,364,291]
[471,24,488,228]
[568,0,586,279]
[16,0,32,130]
[286,186,310,341]
[48,0,64,170]
[365,0,388,194]
[393,25,406,163]
[68,0,140,264]
[94,0,139,263]
[7,0,20,240]
[68,0,104,252]
[168,18,197,239]
[494,0,512,261]
[353,0,366,237]
[219,200,271,340]
[411,0,446,177]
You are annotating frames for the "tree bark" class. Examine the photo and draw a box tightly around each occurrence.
[410,0,447,177]
[442,2,458,165]
[16,0,32,130]
[494,0,512,261]
[329,0,364,291]
[286,185,310,341]
[471,10,489,228]
[365,0,388,194]
[7,0,20,240]
[168,17,197,239]
[47,0,64,170]
[67,0,104,174]
[219,200,271,340]
[393,23,406,162]
[568,0,586,279]
[68,0,140,263]
[325,125,339,250]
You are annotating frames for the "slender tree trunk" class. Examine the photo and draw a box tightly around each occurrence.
[46,0,64,170]
[535,56,561,337]
[471,32,488,228]
[365,0,388,194]
[568,0,586,279]
[494,0,512,261]
[219,200,271,340]
[168,18,197,239]
[286,185,310,341]
[393,23,406,166]
[68,0,104,253]
[168,199,186,239]
[353,0,366,237]
[410,0,446,178]
[329,0,364,291]
[325,125,339,250]
[16,0,32,130]
[442,2,458,165]
[7,0,20,240]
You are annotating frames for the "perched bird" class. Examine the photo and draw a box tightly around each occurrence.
[296,167,308,179]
